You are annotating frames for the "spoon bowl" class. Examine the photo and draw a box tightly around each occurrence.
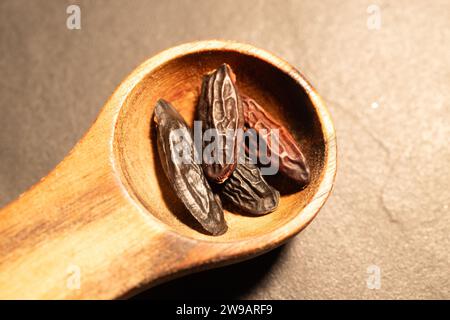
[0,40,336,299]
[115,42,334,241]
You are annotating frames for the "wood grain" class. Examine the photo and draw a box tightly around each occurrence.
[0,40,336,299]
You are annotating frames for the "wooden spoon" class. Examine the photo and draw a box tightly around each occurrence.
[0,41,336,299]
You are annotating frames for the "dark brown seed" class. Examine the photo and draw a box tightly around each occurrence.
[221,160,280,215]
[242,96,310,187]
[154,99,227,235]
[197,64,244,184]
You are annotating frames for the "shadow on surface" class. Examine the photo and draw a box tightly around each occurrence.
[131,244,286,300]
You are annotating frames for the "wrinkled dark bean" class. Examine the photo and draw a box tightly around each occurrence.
[242,96,310,187]
[221,160,280,215]
[154,99,227,235]
[197,64,244,184]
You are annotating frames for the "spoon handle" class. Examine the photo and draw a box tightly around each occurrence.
[0,125,191,299]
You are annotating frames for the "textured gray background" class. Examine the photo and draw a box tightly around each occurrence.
[0,0,449,299]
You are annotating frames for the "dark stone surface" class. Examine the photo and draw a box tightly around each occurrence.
[0,0,448,299]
